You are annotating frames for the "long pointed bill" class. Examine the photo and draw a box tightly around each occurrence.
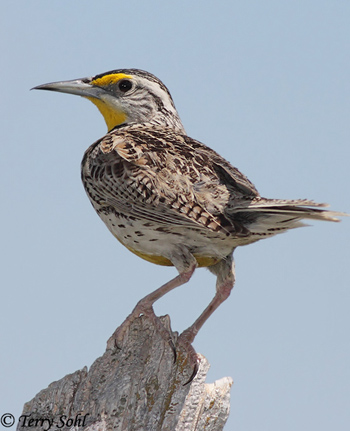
[32,78,127,131]
[32,78,101,99]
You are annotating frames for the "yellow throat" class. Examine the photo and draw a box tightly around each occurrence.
[87,73,132,131]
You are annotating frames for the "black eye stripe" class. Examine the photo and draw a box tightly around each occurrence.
[118,79,133,92]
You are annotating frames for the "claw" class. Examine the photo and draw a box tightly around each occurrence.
[183,360,199,386]
[107,309,141,350]
[171,341,177,363]
[107,324,128,350]
[112,337,122,350]
[177,330,200,385]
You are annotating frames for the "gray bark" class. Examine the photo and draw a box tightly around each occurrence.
[17,315,232,431]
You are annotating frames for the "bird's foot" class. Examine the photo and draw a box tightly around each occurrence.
[107,301,176,358]
[177,328,200,385]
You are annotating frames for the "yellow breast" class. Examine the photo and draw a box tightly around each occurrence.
[121,242,219,267]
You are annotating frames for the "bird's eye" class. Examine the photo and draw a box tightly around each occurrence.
[118,79,133,93]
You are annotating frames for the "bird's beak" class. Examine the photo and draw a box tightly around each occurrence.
[32,78,102,99]
[32,77,127,131]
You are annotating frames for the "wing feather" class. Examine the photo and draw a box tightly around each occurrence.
[82,125,346,240]
[84,126,259,236]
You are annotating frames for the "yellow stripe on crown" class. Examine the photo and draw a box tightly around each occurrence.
[91,73,133,87]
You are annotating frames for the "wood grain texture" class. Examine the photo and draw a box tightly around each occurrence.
[18,315,232,431]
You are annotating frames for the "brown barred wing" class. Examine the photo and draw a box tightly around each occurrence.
[83,125,257,237]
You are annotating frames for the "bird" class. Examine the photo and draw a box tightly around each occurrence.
[33,68,346,379]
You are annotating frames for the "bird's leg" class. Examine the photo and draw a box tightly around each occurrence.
[107,249,197,351]
[178,255,236,383]
[180,276,234,343]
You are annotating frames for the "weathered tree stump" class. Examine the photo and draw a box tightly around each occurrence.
[17,315,232,431]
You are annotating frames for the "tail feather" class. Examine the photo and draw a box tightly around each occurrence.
[229,198,347,235]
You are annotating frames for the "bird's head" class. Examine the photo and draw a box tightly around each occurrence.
[33,69,184,133]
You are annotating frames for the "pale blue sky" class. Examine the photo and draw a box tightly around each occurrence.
[1,2,349,430]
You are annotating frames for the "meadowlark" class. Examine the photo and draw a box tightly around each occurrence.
[33,69,345,377]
